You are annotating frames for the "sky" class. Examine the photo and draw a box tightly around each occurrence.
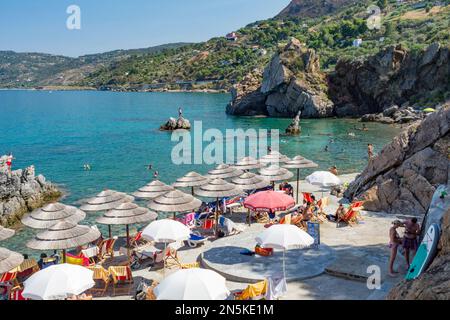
[0,0,291,57]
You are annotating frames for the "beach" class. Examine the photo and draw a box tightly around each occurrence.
[95,174,409,300]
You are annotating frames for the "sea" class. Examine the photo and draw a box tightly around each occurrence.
[0,90,401,254]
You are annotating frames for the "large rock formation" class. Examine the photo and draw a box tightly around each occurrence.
[344,104,450,216]
[328,43,450,117]
[0,165,61,227]
[227,38,334,118]
[159,116,191,131]
[227,42,449,121]
[387,207,450,300]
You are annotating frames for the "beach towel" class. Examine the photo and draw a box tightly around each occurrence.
[265,275,287,300]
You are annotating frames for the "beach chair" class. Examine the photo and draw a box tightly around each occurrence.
[180,262,200,269]
[87,266,111,297]
[186,233,208,248]
[302,192,313,204]
[9,287,29,300]
[66,253,90,267]
[234,280,268,300]
[97,237,117,262]
[145,281,159,300]
[176,212,196,229]
[196,218,215,234]
[0,271,20,290]
[108,265,134,296]
[194,211,211,227]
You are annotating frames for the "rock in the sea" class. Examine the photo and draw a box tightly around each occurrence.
[0,165,61,227]
[344,104,450,216]
[387,207,450,300]
[285,111,301,135]
[160,116,191,131]
[226,38,334,118]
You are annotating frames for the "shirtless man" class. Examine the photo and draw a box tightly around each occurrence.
[388,220,403,277]
[402,218,421,268]
[6,153,14,174]
[329,166,338,176]
[367,144,374,160]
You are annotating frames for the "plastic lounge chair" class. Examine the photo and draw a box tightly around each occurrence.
[87,266,111,296]
[108,265,133,296]
[187,233,207,248]
[194,211,211,227]
[234,280,268,300]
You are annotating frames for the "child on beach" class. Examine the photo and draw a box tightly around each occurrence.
[388,220,403,277]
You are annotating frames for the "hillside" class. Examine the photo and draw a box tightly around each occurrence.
[0,1,449,91]
[276,0,358,18]
[0,43,190,88]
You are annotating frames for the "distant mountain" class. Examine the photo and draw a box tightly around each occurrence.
[0,43,190,88]
[276,0,359,18]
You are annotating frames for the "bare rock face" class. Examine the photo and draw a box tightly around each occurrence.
[0,165,61,227]
[344,104,450,216]
[328,43,450,117]
[276,0,357,19]
[387,207,450,300]
[227,38,334,118]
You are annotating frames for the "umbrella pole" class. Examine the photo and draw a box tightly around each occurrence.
[163,242,167,277]
[62,249,66,263]
[126,224,130,261]
[283,250,286,280]
[191,186,194,196]
[248,209,251,227]
[215,198,219,237]
[108,225,112,239]
[296,168,300,204]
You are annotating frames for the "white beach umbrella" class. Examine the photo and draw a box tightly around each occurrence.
[305,171,341,188]
[256,224,314,279]
[142,219,190,276]
[154,268,230,300]
[22,264,94,300]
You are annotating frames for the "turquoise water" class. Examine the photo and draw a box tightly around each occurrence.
[0,90,400,254]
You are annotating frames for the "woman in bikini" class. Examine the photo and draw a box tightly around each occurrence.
[388,220,403,277]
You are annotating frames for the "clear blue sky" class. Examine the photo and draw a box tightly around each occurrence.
[0,0,290,57]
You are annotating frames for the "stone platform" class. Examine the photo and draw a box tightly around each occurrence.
[200,224,335,283]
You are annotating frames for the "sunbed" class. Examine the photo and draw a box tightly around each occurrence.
[186,233,208,248]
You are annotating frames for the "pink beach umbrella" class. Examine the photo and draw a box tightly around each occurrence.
[243,190,295,225]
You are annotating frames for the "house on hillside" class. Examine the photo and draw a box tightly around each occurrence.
[353,38,363,47]
[225,32,238,41]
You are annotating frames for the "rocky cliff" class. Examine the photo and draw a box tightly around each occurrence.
[227,42,450,121]
[276,0,358,19]
[387,207,450,300]
[344,104,450,216]
[226,38,334,118]
[0,166,61,227]
[328,43,450,117]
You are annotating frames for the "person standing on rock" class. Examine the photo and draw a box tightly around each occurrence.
[402,218,420,268]
[178,107,183,118]
[388,220,403,277]
[6,153,14,175]
[367,144,374,160]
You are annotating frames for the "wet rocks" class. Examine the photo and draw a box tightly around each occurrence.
[285,111,302,135]
[160,116,191,131]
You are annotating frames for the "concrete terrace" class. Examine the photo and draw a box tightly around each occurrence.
[98,174,410,300]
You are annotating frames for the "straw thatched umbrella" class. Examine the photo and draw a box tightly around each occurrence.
[194,179,243,235]
[207,164,243,180]
[148,190,202,220]
[80,189,134,212]
[173,172,210,195]
[133,180,174,200]
[0,247,24,274]
[233,157,264,171]
[21,203,86,230]
[259,165,294,188]
[259,151,290,165]
[96,202,157,258]
[231,172,271,226]
[26,221,101,263]
[0,226,15,241]
[283,157,319,203]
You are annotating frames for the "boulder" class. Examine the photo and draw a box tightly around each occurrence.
[344,104,450,216]
[160,116,191,131]
[0,165,61,227]
[285,111,302,135]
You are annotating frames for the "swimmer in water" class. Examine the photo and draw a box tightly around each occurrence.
[324,145,329,152]
[153,171,159,179]
[83,164,91,171]
[145,164,153,170]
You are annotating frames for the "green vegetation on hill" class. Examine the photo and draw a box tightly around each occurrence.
[1,1,449,90]
[80,0,450,90]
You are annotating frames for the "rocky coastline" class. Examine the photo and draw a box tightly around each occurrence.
[344,104,449,216]
[0,165,61,227]
[226,39,449,124]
